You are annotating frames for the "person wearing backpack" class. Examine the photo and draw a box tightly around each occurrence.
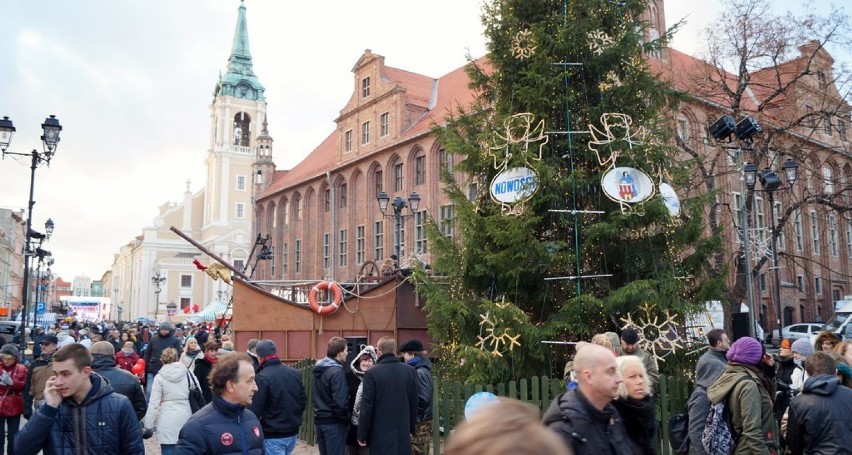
[706,336,779,455]
[685,329,730,455]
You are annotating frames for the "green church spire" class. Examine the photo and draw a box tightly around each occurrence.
[214,0,265,101]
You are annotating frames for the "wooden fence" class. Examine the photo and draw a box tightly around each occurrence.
[293,359,693,455]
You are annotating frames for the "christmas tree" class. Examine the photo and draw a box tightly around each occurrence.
[415,0,724,383]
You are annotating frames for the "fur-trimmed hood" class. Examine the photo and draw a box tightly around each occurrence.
[350,345,378,377]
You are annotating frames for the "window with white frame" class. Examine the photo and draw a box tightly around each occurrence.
[415,211,427,254]
[823,167,834,193]
[296,196,303,220]
[810,211,821,255]
[834,288,842,302]
[732,192,743,242]
[394,162,404,191]
[817,71,827,89]
[380,112,389,137]
[824,114,833,135]
[759,274,766,291]
[468,182,479,202]
[323,233,330,269]
[339,183,347,208]
[373,221,384,260]
[374,170,383,196]
[440,204,455,237]
[439,149,454,173]
[324,189,331,212]
[774,201,785,250]
[180,298,191,310]
[356,225,365,264]
[234,259,245,273]
[815,276,822,294]
[344,129,353,152]
[755,197,765,230]
[794,211,804,251]
[295,240,301,273]
[236,175,246,191]
[415,154,426,185]
[829,215,839,256]
[281,243,288,275]
[338,229,348,266]
[181,275,192,288]
[797,275,805,292]
[283,203,289,226]
[676,114,690,142]
[398,221,406,257]
[847,222,852,257]
[236,203,245,219]
[361,121,371,144]
[362,77,370,98]
[839,119,848,140]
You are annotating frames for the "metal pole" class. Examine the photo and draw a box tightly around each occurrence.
[739,150,757,338]
[18,151,38,350]
[769,190,783,330]
[395,210,402,264]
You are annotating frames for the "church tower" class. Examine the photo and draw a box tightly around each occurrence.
[201,0,269,270]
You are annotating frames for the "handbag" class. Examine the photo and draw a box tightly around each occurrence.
[186,371,207,413]
[667,410,689,454]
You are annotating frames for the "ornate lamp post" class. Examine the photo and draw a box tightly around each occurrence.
[151,269,166,315]
[376,191,420,264]
[0,115,62,347]
[745,159,798,332]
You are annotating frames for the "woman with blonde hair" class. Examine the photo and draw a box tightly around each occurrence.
[180,337,202,370]
[144,347,195,455]
[446,397,570,455]
[612,355,657,455]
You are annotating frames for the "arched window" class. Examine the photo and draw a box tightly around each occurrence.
[232,112,251,147]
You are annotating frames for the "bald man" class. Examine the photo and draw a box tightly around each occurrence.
[542,344,633,454]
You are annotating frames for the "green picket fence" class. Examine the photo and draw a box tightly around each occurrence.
[293,360,692,455]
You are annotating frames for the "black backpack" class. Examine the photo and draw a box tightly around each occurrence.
[667,405,690,455]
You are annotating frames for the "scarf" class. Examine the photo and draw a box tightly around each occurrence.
[259,353,278,366]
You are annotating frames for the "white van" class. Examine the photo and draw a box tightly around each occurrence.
[810,301,852,345]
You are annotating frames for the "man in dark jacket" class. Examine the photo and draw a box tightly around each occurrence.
[144,322,183,401]
[357,337,418,455]
[248,339,306,455]
[686,328,729,455]
[399,339,433,455]
[90,341,147,420]
[14,343,144,455]
[787,351,852,454]
[23,333,58,419]
[542,344,633,455]
[313,336,349,455]
[176,352,264,454]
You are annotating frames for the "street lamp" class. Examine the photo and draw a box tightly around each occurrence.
[376,191,421,265]
[1,115,62,347]
[151,268,166,311]
[745,158,798,333]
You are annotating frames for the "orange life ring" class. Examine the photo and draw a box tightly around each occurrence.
[308,281,343,315]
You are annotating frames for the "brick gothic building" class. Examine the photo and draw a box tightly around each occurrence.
[252,1,850,334]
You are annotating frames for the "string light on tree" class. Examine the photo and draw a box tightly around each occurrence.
[511,29,537,60]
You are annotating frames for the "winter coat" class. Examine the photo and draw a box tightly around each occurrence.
[312,356,350,425]
[707,363,779,455]
[115,350,140,373]
[91,353,147,420]
[0,362,27,417]
[542,389,634,455]
[193,355,216,403]
[407,354,433,422]
[181,350,202,369]
[143,330,183,375]
[175,395,264,455]
[23,352,53,412]
[144,361,194,444]
[356,353,418,455]
[247,357,307,439]
[787,374,852,454]
[347,345,377,445]
[774,356,796,425]
[14,372,144,455]
[687,348,729,455]
[613,395,657,455]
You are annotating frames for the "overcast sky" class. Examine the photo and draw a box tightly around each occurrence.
[0,1,846,282]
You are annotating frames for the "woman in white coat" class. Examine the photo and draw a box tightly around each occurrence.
[144,347,194,455]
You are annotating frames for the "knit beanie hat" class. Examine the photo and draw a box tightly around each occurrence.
[0,344,19,358]
[726,336,763,365]
[791,338,815,357]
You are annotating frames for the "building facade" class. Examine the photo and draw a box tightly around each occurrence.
[0,209,25,320]
[109,2,269,320]
[253,0,851,335]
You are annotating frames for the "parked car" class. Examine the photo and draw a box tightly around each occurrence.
[771,323,823,347]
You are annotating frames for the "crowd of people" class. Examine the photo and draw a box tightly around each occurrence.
[0,318,849,454]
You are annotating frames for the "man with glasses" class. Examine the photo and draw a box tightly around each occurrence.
[23,333,58,420]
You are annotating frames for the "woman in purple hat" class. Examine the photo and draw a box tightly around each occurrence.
[707,336,779,454]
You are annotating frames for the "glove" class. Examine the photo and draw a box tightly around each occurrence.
[0,372,12,386]
[141,422,154,439]
[23,408,32,420]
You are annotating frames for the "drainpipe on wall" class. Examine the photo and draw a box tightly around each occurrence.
[327,171,335,281]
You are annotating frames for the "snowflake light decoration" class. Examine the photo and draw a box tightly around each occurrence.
[587,30,615,56]
[511,29,537,60]
[747,227,773,261]
[620,306,684,366]
[599,70,624,91]
[477,310,522,357]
